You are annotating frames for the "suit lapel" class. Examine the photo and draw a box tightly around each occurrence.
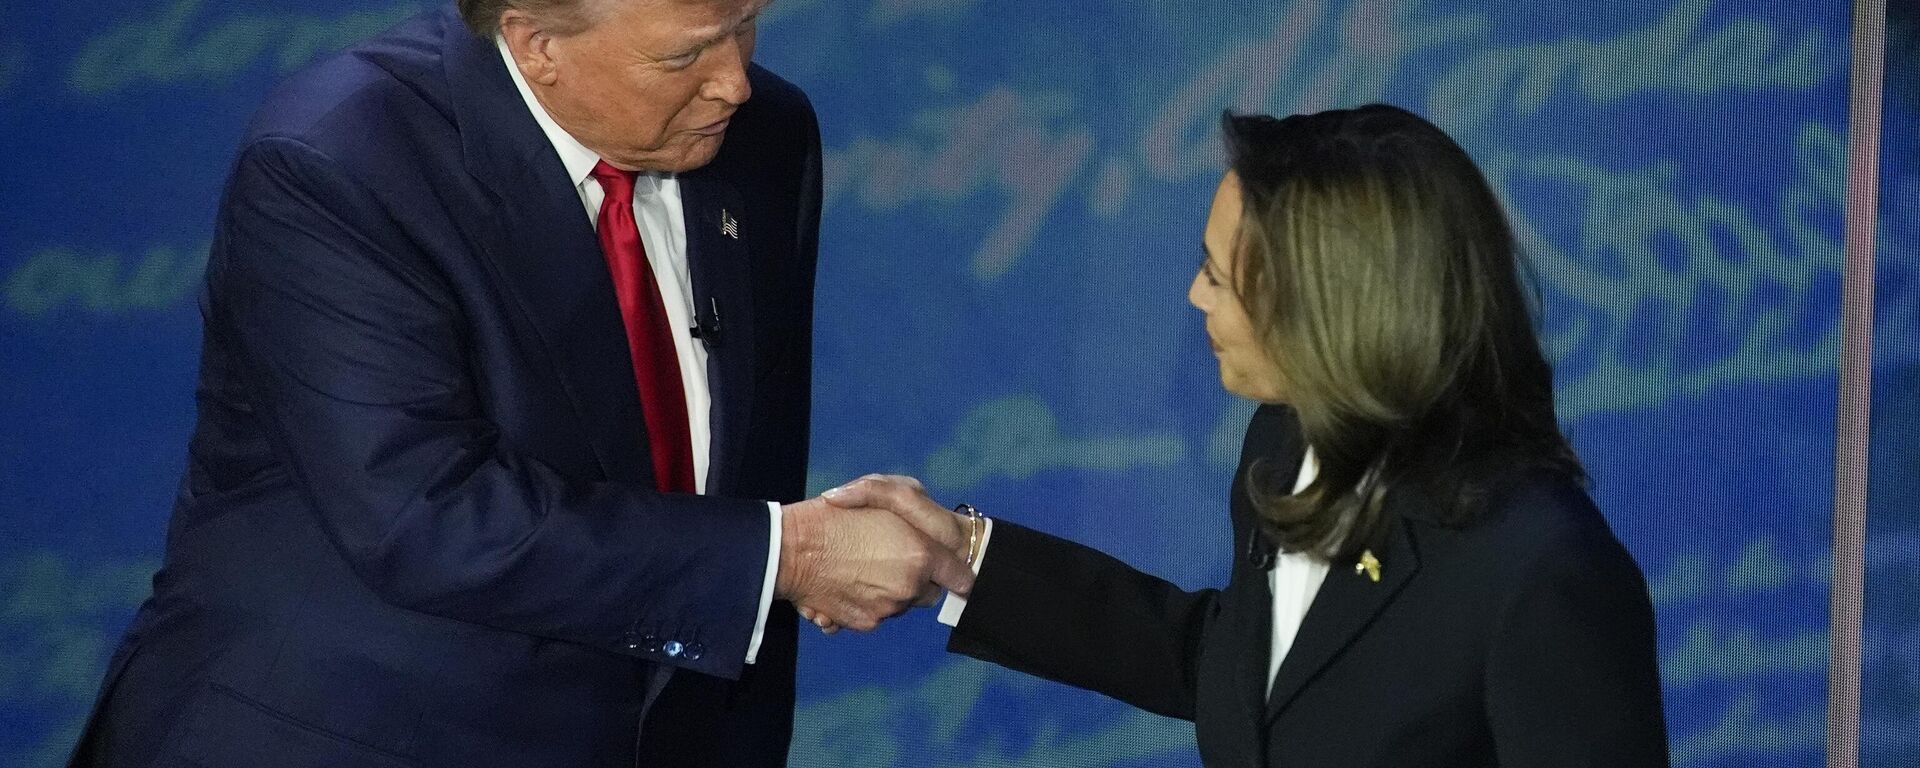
[1230,556,1282,745]
[1213,407,1304,752]
[677,170,755,497]
[1264,506,1422,722]
[442,17,651,483]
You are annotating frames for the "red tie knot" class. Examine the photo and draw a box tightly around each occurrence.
[590,160,637,200]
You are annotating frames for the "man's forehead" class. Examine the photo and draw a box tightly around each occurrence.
[640,0,769,28]
[599,0,764,47]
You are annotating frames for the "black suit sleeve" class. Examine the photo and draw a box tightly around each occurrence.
[946,520,1220,721]
[1483,512,1671,767]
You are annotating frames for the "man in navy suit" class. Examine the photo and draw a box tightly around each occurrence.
[68,1,970,766]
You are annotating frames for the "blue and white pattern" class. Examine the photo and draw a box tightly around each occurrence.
[1,1,1913,766]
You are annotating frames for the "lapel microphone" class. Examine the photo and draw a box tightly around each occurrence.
[1245,521,1276,570]
[689,296,723,350]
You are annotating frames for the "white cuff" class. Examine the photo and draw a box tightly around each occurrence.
[746,501,781,664]
[936,517,993,627]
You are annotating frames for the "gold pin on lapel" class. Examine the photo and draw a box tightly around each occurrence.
[1354,549,1381,582]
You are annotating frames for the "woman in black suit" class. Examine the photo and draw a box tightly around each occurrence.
[818,104,1669,767]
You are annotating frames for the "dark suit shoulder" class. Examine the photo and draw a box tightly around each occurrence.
[242,10,454,173]
[1422,470,1642,595]
[1480,471,1615,550]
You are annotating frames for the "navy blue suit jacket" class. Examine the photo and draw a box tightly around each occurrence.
[72,6,820,767]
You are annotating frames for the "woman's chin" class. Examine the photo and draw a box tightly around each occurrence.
[1217,374,1254,400]
[1219,374,1285,404]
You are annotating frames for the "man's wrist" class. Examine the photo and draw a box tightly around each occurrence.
[775,500,819,600]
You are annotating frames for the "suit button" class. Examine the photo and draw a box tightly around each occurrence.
[641,634,663,653]
[664,640,685,658]
[685,642,705,661]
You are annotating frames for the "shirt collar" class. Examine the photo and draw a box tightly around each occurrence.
[494,36,670,193]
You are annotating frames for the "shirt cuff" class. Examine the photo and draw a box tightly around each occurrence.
[936,517,994,627]
[746,501,781,664]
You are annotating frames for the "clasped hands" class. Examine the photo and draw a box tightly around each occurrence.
[773,475,971,634]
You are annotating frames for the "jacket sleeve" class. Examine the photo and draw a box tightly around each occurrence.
[208,135,768,680]
[1483,511,1671,766]
[945,520,1220,721]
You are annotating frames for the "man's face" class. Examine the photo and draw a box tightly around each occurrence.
[507,0,766,173]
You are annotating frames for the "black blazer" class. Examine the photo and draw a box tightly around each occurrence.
[949,405,1669,767]
[71,6,818,767]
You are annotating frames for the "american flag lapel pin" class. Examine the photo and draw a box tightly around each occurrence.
[720,209,740,240]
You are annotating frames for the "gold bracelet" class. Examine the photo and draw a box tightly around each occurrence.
[955,503,984,565]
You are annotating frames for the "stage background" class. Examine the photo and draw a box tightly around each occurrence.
[1,0,1912,765]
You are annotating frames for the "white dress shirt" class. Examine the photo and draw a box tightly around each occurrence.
[498,39,782,665]
[938,449,1326,697]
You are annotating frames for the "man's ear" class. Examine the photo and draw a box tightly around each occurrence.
[499,10,561,86]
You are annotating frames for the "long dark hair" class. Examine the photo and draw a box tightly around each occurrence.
[1222,104,1583,560]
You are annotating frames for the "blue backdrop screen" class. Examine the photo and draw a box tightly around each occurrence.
[1,1,1914,766]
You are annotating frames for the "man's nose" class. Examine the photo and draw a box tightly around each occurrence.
[700,36,753,106]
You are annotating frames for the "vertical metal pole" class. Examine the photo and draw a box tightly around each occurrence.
[1830,1,1885,766]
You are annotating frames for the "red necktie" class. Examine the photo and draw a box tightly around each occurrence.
[591,161,696,493]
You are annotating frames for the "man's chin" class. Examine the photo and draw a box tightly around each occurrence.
[679,135,726,170]
[614,134,727,174]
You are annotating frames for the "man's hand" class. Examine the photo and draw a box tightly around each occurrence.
[796,475,973,633]
[775,494,973,633]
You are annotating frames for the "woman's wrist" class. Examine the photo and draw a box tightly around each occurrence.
[954,504,986,565]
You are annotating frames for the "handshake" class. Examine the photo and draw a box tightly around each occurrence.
[772,475,973,633]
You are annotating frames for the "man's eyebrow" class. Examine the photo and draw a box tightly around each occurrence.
[681,3,769,51]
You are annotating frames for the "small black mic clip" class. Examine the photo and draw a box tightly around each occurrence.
[1245,524,1276,570]
[690,297,722,349]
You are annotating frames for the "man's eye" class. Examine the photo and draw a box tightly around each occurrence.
[665,50,701,69]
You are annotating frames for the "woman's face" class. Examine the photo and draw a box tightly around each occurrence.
[1190,172,1287,403]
